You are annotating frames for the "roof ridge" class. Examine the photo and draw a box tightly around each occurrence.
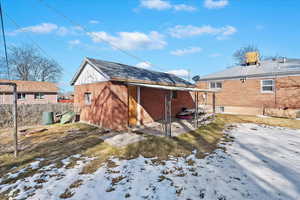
[0,79,57,84]
[86,57,182,77]
[82,57,193,86]
[199,58,300,81]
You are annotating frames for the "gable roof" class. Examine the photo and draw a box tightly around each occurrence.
[71,57,193,86]
[199,58,300,81]
[0,80,59,93]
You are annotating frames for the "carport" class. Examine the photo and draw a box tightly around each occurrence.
[127,82,217,136]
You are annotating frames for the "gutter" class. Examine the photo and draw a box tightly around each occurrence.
[198,71,300,81]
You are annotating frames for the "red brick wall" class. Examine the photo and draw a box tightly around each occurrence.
[74,82,196,129]
[275,76,300,109]
[140,87,195,124]
[74,82,128,130]
[0,93,57,104]
[197,76,300,109]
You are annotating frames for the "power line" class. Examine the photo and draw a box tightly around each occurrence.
[4,12,64,69]
[0,0,9,79]
[36,0,153,64]
[35,0,166,72]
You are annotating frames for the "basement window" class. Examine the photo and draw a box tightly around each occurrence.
[210,82,222,89]
[84,92,92,105]
[17,93,26,100]
[34,93,45,99]
[261,80,275,93]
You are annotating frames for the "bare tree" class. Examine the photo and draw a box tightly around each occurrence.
[1,45,62,82]
[233,45,261,65]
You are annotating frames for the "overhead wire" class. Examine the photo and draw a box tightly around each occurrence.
[0,0,10,79]
[35,0,166,72]
[4,12,64,69]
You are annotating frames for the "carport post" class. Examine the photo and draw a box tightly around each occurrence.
[194,92,197,128]
[137,86,141,126]
[164,90,172,137]
[168,90,172,136]
[212,92,216,114]
[164,94,167,136]
[194,92,199,128]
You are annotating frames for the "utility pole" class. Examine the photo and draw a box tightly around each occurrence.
[0,1,9,79]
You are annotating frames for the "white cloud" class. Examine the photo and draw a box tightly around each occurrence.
[174,4,197,11]
[136,61,152,68]
[89,20,100,24]
[68,39,81,45]
[9,23,84,36]
[88,31,167,50]
[170,47,202,56]
[209,53,222,57]
[167,69,189,77]
[140,0,196,11]
[56,26,84,36]
[11,23,58,35]
[204,0,229,9]
[140,0,172,10]
[56,27,69,36]
[168,25,237,39]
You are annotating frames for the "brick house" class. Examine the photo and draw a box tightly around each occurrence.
[0,80,59,104]
[71,57,207,130]
[197,58,300,118]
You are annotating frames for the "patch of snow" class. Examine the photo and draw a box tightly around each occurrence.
[256,114,270,118]
[1,123,300,200]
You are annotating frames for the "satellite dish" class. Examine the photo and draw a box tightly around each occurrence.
[192,75,200,82]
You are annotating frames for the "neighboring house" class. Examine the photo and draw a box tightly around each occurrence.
[58,92,74,103]
[0,80,59,104]
[71,57,205,130]
[197,58,300,118]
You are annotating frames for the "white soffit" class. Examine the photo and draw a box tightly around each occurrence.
[127,82,216,92]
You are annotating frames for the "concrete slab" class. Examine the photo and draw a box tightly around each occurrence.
[134,113,215,137]
[102,132,146,147]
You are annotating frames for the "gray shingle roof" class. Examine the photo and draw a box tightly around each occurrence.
[86,57,192,86]
[199,58,300,81]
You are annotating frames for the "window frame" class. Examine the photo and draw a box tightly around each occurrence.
[34,93,45,100]
[17,93,26,100]
[172,91,178,99]
[84,92,92,105]
[209,81,223,89]
[261,79,275,93]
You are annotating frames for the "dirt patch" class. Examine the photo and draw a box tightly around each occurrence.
[0,123,103,178]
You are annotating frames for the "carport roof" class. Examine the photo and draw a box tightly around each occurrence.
[127,82,217,92]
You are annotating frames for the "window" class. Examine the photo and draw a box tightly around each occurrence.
[34,93,45,99]
[172,91,177,99]
[217,106,225,113]
[17,93,26,100]
[84,92,92,105]
[261,80,275,93]
[210,82,222,89]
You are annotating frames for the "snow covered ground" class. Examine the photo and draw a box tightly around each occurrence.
[1,123,299,200]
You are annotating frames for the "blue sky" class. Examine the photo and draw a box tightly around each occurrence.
[3,0,300,91]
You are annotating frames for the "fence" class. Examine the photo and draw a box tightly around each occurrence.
[0,103,73,128]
